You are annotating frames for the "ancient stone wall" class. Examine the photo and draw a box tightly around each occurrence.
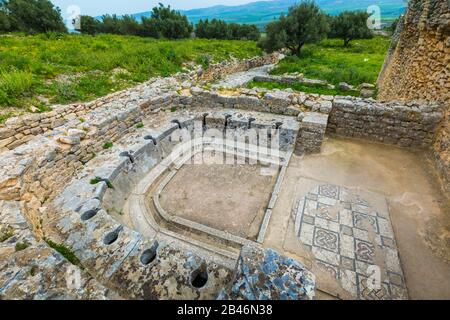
[0,52,282,152]
[378,0,449,102]
[377,0,449,191]
[0,81,444,238]
[327,97,443,148]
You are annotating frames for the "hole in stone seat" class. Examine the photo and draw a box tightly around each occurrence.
[103,228,121,245]
[144,135,157,145]
[81,209,99,221]
[119,151,135,163]
[171,119,182,129]
[248,117,256,129]
[202,113,209,127]
[140,241,159,265]
[275,121,283,130]
[224,114,232,129]
[191,263,208,289]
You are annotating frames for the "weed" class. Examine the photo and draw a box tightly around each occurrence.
[196,54,211,68]
[15,240,31,252]
[0,69,34,106]
[0,112,14,124]
[90,177,114,189]
[45,238,82,267]
[29,265,38,276]
[0,225,14,242]
[103,142,113,149]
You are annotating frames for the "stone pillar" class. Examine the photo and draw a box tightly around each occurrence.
[295,112,329,155]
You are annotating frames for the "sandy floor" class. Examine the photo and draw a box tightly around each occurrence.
[159,159,279,240]
[264,136,450,299]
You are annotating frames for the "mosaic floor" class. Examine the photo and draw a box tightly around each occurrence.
[293,184,409,300]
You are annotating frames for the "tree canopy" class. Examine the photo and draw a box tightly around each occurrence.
[79,4,193,39]
[147,3,193,39]
[0,0,67,33]
[195,19,260,41]
[258,1,329,56]
[329,11,373,46]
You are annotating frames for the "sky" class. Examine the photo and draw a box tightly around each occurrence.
[51,0,257,18]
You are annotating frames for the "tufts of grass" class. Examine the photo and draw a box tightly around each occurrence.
[15,240,31,252]
[271,37,390,86]
[90,177,102,185]
[0,225,14,242]
[247,81,360,97]
[29,265,38,276]
[135,122,144,129]
[195,54,211,68]
[0,69,34,106]
[90,176,114,189]
[0,112,15,124]
[45,238,82,267]
[102,141,113,149]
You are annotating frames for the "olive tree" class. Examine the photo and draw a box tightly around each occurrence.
[258,1,329,56]
[329,11,373,47]
[1,0,67,33]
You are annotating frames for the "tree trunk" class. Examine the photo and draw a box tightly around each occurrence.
[344,38,351,47]
[294,42,305,57]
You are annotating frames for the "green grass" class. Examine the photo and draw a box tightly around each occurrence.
[0,33,261,119]
[0,225,14,242]
[102,141,113,149]
[45,238,81,267]
[272,37,390,86]
[15,240,31,252]
[90,176,114,189]
[247,80,359,97]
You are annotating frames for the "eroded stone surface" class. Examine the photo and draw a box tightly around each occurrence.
[219,245,315,300]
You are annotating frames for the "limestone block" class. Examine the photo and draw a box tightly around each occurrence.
[58,136,81,145]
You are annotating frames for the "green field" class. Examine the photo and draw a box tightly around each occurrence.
[0,33,261,121]
[0,33,390,123]
[271,36,390,86]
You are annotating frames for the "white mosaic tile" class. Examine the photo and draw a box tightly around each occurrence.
[340,234,355,259]
[312,246,340,266]
[299,223,314,246]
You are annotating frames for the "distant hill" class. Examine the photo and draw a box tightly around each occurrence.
[131,0,407,30]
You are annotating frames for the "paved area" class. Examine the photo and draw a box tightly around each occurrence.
[264,137,450,299]
[212,65,274,89]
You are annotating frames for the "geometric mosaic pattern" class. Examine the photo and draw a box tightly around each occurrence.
[293,184,408,300]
